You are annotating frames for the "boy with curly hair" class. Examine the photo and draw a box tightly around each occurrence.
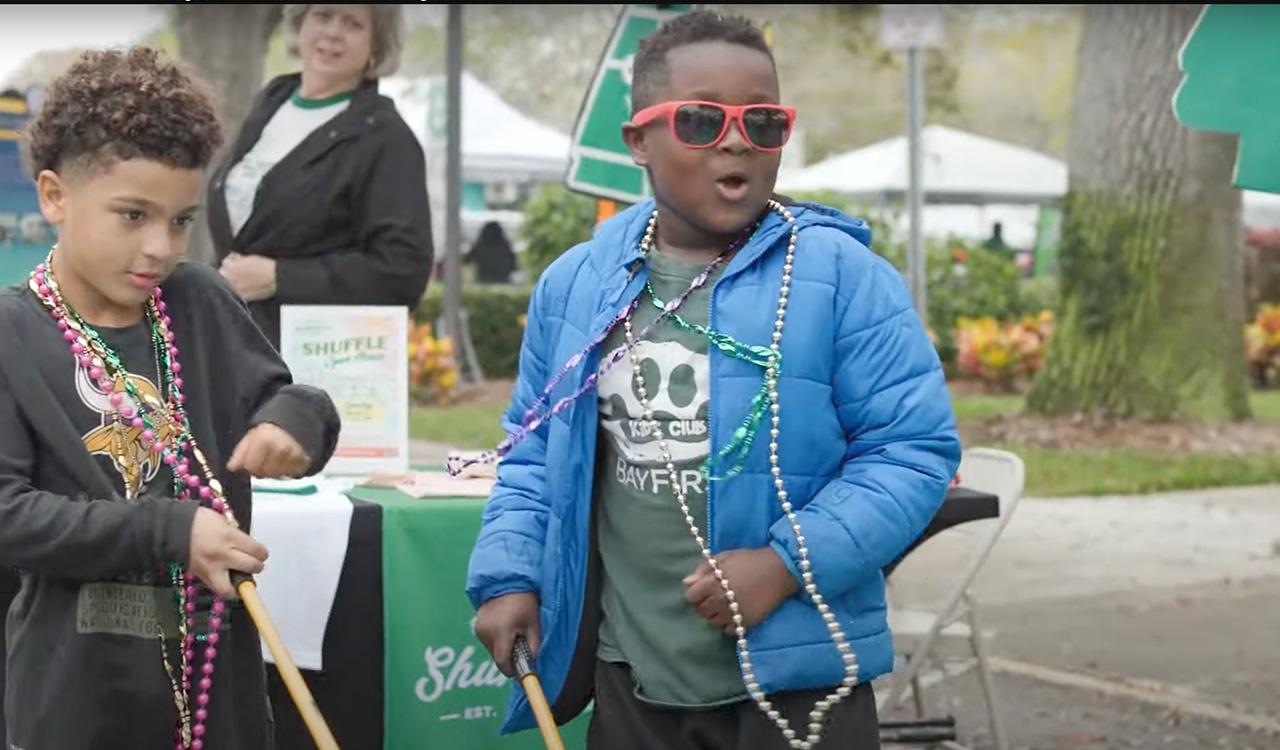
[0,47,340,748]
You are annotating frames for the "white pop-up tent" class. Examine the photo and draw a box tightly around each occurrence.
[380,72,571,183]
[1245,189,1280,229]
[379,72,572,253]
[778,124,1280,244]
[776,126,1066,247]
[777,124,1067,205]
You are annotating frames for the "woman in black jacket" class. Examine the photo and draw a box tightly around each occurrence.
[208,4,434,349]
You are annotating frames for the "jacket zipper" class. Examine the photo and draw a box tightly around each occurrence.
[705,270,722,552]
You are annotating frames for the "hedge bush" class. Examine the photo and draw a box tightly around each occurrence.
[417,285,533,379]
[520,184,597,281]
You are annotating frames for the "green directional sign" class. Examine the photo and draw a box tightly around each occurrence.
[566,4,688,204]
[1173,4,1280,194]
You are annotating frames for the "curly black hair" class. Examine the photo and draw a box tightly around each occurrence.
[630,9,775,114]
[24,47,224,178]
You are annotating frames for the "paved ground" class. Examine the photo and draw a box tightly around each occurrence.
[881,484,1280,749]
[411,439,452,468]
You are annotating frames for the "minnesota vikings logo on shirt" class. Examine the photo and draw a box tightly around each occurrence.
[75,364,180,498]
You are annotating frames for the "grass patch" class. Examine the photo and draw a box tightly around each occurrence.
[1251,389,1280,421]
[1010,445,1280,497]
[950,393,1023,421]
[410,389,1280,496]
[410,402,508,450]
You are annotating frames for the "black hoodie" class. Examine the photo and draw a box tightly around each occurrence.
[0,262,340,749]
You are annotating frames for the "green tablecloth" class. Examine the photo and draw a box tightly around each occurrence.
[349,487,592,749]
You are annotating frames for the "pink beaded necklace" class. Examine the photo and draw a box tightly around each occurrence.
[29,250,235,750]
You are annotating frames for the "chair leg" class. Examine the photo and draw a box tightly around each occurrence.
[879,636,935,715]
[910,672,926,718]
[880,606,953,715]
[967,597,1008,750]
[878,660,906,714]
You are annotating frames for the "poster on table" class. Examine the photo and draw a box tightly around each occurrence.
[280,305,409,476]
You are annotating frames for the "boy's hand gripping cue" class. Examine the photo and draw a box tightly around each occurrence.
[513,635,565,750]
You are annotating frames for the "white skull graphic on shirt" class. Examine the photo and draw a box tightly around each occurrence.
[598,339,710,465]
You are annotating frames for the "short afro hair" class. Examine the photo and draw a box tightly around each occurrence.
[630,9,774,114]
[24,47,224,178]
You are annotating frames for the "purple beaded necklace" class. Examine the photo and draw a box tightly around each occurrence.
[30,250,232,750]
[445,212,758,477]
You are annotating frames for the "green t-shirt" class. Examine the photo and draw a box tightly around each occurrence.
[594,250,748,708]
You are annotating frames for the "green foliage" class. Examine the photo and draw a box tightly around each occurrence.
[1019,276,1060,318]
[519,184,598,282]
[1028,190,1250,420]
[934,245,1036,317]
[417,285,533,379]
[786,190,1051,368]
[141,26,181,59]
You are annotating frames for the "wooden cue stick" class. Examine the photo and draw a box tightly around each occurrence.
[233,572,341,750]
[513,636,565,750]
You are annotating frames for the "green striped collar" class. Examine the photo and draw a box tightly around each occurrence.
[290,88,355,109]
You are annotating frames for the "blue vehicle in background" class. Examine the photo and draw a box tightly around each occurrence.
[1,89,51,287]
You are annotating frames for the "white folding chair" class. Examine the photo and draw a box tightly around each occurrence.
[879,447,1025,750]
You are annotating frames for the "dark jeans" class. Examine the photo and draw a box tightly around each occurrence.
[0,569,18,744]
[587,659,881,750]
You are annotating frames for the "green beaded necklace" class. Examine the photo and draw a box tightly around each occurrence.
[641,273,779,481]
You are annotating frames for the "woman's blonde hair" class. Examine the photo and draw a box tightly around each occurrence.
[283,4,404,79]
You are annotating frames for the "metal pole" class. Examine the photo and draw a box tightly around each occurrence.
[906,45,927,324]
[443,5,465,374]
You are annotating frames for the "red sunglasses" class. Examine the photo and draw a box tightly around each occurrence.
[630,100,798,152]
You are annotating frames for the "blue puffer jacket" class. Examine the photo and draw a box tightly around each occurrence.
[466,198,961,734]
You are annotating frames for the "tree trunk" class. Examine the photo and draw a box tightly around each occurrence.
[174,5,283,265]
[1027,4,1251,420]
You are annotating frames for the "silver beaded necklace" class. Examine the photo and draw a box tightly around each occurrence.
[624,200,858,749]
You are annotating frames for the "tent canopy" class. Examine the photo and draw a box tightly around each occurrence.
[778,125,1068,205]
[776,123,1280,238]
[380,72,570,183]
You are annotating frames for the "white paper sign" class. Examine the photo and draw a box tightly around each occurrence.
[878,5,944,50]
[279,305,410,476]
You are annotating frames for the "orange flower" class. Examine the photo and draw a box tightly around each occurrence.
[953,311,1053,390]
[407,321,460,404]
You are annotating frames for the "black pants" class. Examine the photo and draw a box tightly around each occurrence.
[0,569,19,745]
[587,660,880,750]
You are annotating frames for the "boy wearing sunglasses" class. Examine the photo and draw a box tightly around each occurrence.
[468,10,959,750]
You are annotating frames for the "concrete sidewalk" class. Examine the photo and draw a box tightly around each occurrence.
[885,484,1280,748]
[889,484,1280,608]
[410,439,453,469]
